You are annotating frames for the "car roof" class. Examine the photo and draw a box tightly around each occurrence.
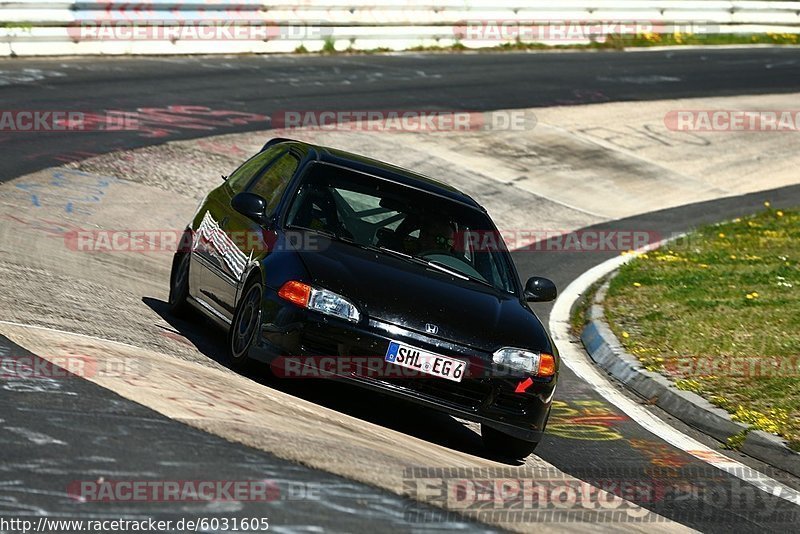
[265,138,484,210]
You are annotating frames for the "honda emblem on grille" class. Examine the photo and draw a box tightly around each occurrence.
[425,323,439,334]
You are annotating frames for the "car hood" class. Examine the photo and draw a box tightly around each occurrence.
[295,238,553,353]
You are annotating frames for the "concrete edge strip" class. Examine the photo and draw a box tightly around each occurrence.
[0,320,677,527]
[548,239,800,507]
[0,319,154,352]
[581,281,800,479]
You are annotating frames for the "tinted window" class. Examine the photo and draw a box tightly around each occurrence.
[226,146,284,193]
[286,163,517,293]
[249,153,299,215]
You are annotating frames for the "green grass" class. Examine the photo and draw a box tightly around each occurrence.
[570,277,605,337]
[0,22,33,32]
[604,204,800,450]
[601,31,800,48]
[322,36,337,54]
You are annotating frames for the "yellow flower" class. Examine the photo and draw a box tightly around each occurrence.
[622,332,630,339]
[751,292,759,298]
[730,255,737,260]
[718,232,725,238]
[633,282,641,287]
[699,264,709,268]
[777,211,784,217]
[764,201,771,208]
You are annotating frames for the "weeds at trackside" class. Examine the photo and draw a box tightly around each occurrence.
[569,277,606,339]
[306,32,800,57]
[604,204,800,451]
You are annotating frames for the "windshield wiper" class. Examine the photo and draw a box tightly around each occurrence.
[289,231,493,287]
[426,260,500,291]
[422,258,500,292]
[376,246,429,266]
[419,258,470,280]
[386,249,500,290]
[374,246,472,280]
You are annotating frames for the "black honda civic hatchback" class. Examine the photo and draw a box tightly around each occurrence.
[169,138,559,458]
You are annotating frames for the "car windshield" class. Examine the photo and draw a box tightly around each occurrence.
[285,162,518,293]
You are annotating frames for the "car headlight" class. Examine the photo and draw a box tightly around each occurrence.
[278,280,361,323]
[492,347,556,377]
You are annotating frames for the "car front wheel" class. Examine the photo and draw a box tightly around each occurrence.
[481,423,539,460]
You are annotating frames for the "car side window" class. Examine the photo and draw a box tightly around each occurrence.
[226,146,285,193]
[248,153,300,215]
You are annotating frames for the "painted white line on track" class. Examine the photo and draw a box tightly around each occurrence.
[549,239,800,507]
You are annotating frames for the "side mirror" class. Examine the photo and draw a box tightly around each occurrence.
[231,192,267,223]
[524,276,557,302]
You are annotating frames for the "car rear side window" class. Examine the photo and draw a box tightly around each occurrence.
[226,146,284,193]
[248,153,300,215]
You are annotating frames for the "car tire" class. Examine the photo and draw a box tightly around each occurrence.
[228,277,263,370]
[481,423,539,460]
[168,252,192,317]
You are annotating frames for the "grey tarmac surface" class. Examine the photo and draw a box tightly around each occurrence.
[0,335,491,533]
[1,47,800,180]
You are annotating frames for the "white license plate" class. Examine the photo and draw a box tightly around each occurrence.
[384,341,467,382]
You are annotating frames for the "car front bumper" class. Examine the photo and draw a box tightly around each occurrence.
[254,297,556,442]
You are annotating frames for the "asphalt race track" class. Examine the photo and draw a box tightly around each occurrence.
[2,48,800,181]
[0,334,490,532]
[1,48,799,532]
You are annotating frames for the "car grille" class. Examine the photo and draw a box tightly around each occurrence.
[299,324,497,412]
[491,391,531,416]
[374,376,491,412]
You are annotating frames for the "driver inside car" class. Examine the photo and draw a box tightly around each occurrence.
[415,218,457,255]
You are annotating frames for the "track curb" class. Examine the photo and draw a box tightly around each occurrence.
[580,280,800,478]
